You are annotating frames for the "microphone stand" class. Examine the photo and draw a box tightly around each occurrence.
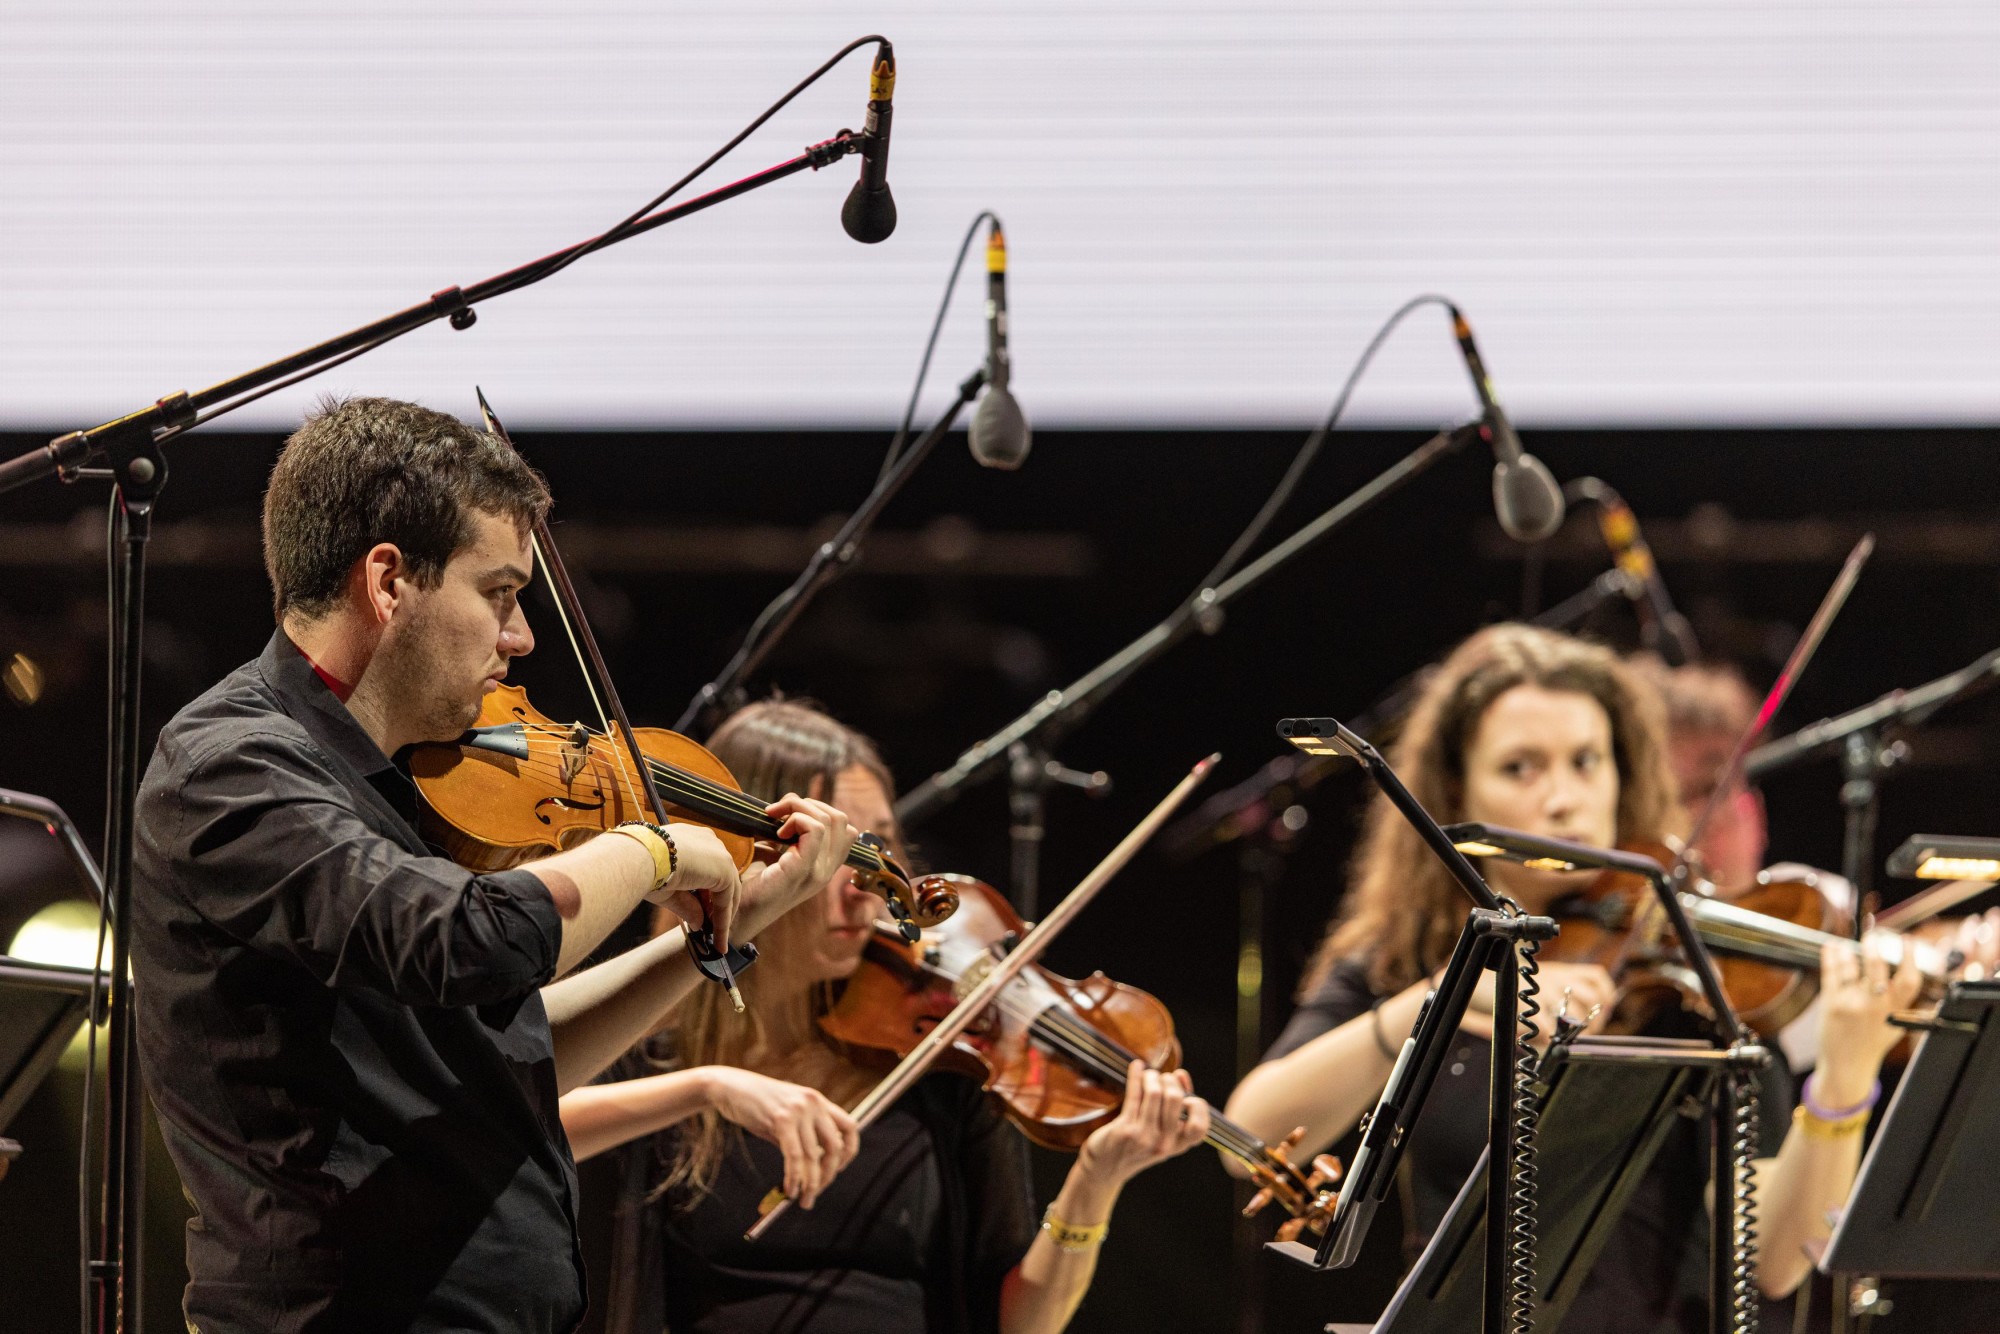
[0,123,874,1334]
[1160,563,1641,863]
[1744,644,2000,919]
[675,368,987,736]
[895,419,1486,914]
[1264,720,1558,1334]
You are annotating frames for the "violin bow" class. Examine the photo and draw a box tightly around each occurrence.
[1606,534,1875,982]
[744,753,1221,1240]
[474,387,753,1010]
[1676,532,1875,870]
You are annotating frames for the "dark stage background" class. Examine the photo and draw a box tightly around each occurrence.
[1,424,1997,1332]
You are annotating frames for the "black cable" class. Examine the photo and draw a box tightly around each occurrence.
[877,210,997,481]
[190,332,402,429]
[1507,931,1545,1334]
[486,34,888,302]
[729,208,995,665]
[1729,1067,1762,1334]
[167,35,890,439]
[1192,293,1458,595]
[80,491,117,1333]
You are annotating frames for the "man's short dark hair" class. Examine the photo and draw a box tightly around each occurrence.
[262,397,552,620]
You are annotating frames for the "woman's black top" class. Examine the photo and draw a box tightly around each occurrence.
[1266,958,1791,1334]
[605,1071,1037,1334]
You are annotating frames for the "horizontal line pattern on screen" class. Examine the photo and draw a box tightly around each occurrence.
[1,0,1995,430]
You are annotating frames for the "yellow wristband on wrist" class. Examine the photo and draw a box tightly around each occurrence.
[1040,1204,1109,1253]
[607,823,677,891]
[1793,1104,1868,1140]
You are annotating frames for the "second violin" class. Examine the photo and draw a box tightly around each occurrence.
[819,874,1342,1239]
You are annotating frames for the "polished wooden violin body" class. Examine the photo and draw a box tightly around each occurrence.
[406,684,956,931]
[1543,841,1941,1037]
[819,874,1341,1238]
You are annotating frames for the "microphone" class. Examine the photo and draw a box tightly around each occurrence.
[1568,477,1699,665]
[840,43,897,244]
[968,220,1031,469]
[1447,305,1564,542]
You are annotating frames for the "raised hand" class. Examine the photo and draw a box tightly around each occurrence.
[1075,1061,1211,1190]
[740,794,856,932]
[1816,937,1923,1103]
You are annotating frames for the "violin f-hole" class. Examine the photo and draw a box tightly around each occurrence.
[534,790,607,824]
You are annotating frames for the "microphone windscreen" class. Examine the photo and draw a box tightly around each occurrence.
[968,387,1031,470]
[1492,452,1566,542]
[841,182,897,244]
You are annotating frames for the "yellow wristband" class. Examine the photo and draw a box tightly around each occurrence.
[1040,1204,1109,1253]
[1793,1104,1867,1141]
[606,823,676,891]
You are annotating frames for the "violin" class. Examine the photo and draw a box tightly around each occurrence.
[1542,841,1948,1036]
[818,874,1342,1240]
[406,684,957,934]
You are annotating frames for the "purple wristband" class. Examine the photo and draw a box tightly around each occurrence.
[1801,1074,1879,1122]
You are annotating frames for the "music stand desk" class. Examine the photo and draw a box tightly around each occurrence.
[1329,1036,1741,1334]
[1822,980,2000,1278]
[0,955,100,1133]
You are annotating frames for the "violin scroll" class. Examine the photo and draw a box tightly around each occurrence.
[907,873,962,928]
[1243,1125,1342,1240]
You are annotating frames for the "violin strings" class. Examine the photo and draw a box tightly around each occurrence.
[501,750,766,829]
[1025,1007,1269,1163]
[932,960,1272,1168]
[506,733,777,827]
[493,728,892,874]
[507,724,790,827]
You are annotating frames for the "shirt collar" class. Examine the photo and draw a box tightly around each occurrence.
[259,629,398,780]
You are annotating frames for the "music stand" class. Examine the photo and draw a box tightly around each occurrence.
[1329,1036,1739,1334]
[0,788,109,1185]
[0,957,98,1134]
[1821,980,2000,1278]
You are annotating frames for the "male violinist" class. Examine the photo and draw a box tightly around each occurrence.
[132,397,854,1332]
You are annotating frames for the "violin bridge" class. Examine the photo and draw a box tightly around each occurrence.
[559,723,590,786]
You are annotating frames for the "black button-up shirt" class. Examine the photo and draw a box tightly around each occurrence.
[133,631,585,1333]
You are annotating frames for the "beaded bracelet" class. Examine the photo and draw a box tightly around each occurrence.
[1800,1074,1879,1124]
[1041,1204,1109,1253]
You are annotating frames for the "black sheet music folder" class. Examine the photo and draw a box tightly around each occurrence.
[0,955,98,1133]
[1822,980,2000,1279]
[1334,1035,1735,1334]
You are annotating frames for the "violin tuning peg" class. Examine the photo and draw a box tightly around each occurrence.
[1276,1216,1306,1244]
[1277,1125,1306,1155]
[1310,1154,1343,1186]
[1241,1187,1274,1219]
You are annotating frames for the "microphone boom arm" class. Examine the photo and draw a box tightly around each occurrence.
[896,420,1484,826]
[675,368,987,735]
[1,123,873,496]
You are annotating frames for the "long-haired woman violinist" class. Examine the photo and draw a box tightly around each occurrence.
[1225,624,1918,1330]
[558,700,1210,1334]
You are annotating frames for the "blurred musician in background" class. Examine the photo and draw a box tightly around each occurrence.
[1638,656,2000,1074]
[1637,658,1851,1075]
[560,700,1209,1334]
[1226,624,1918,1329]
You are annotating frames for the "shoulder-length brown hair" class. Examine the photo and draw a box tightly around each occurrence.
[1306,624,1679,998]
[651,697,899,1195]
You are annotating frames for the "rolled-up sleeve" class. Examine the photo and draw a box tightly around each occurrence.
[158,728,560,1008]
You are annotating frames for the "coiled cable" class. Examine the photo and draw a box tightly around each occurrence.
[1728,1064,1763,1334]
[1507,930,1546,1334]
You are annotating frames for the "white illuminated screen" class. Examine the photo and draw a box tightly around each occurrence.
[1,1,1995,431]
